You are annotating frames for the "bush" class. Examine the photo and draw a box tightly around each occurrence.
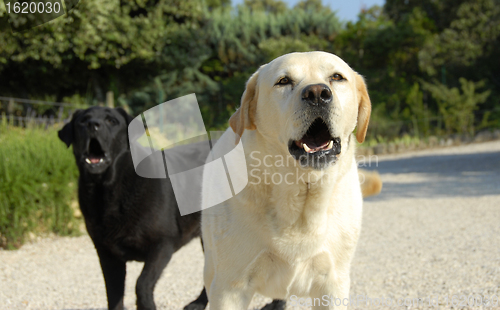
[422,78,491,135]
[0,117,80,249]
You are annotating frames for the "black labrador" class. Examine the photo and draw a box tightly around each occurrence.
[58,106,286,310]
[58,107,208,310]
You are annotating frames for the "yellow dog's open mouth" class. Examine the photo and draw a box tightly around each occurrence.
[290,118,341,155]
[288,118,341,169]
[294,118,336,153]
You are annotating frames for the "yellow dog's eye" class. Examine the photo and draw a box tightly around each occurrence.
[331,73,345,81]
[276,77,291,85]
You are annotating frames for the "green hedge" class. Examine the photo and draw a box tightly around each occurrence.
[0,117,80,249]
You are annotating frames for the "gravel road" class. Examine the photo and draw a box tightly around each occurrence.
[1,141,499,310]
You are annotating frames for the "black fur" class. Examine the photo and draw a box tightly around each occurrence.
[58,107,208,310]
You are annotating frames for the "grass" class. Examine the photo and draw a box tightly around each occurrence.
[0,116,80,249]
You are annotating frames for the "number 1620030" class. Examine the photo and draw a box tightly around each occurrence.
[5,1,62,14]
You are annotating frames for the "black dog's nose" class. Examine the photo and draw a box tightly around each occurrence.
[301,84,332,106]
[87,119,102,132]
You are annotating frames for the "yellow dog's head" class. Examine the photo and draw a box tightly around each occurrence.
[230,51,371,170]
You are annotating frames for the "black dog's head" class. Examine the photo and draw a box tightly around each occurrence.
[58,107,134,174]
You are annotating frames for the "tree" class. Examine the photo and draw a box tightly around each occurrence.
[406,82,431,137]
[422,78,491,134]
[242,0,287,14]
[419,0,500,74]
[0,0,207,103]
[294,0,328,13]
[384,0,469,31]
[417,0,500,127]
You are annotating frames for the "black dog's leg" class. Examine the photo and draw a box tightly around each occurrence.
[261,299,287,310]
[96,246,126,310]
[136,241,175,310]
[183,287,208,310]
[183,238,208,310]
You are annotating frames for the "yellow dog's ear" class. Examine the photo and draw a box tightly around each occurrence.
[229,67,261,144]
[355,73,372,143]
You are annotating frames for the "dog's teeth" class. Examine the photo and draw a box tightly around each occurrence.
[99,158,103,163]
[85,158,91,164]
[326,140,334,150]
[303,143,313,153]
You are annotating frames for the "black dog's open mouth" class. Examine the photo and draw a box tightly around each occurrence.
[85,138,107,165]
[288,118,341,167]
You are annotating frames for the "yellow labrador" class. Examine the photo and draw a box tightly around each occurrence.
[201,51,371,309]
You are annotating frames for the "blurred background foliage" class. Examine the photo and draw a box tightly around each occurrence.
[0,118,80,248]
[0,0,499,136]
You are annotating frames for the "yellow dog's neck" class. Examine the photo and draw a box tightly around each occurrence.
[241,131,357,230]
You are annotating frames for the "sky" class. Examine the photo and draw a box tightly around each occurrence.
[232,0,386,22]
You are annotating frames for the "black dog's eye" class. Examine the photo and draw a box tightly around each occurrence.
[276,77,292,86]
[331,73,345,81]
[106,117,118,125]
[79,115,90,124]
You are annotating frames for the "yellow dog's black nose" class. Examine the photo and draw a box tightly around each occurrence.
[301,83,332,106]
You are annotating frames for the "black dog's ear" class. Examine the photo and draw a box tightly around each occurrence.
[58,110,82,148]
[116,107,134,125]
